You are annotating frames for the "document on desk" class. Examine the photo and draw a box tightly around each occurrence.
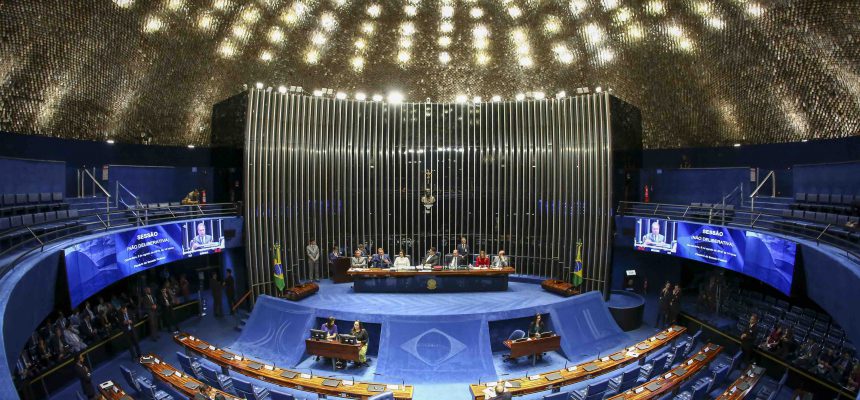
[482,388,497,398]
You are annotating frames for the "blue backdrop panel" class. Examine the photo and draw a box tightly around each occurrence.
[230,295,316,367]
[374,314,495,383]
[793,161,860,196]
[0,157,65,194]
[548,291,624,360]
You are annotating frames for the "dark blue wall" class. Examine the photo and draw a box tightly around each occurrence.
[107,165,215,204]
[0,157,65,194]
[639,167,751,205]
[793,161,860,197]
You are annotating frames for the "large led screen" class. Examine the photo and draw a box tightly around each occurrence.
[633,218,797,294]
[64,219,226,307]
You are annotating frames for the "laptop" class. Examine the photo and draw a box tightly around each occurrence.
[368,384,386,392]
[280,371,298,379]
[322,379,341,387]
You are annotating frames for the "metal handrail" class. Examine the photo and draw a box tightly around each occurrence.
[617,201,860,262]
[0,203,240,279]
[749,170,776,211]
[80,168,110,198]
[115,181,142,209]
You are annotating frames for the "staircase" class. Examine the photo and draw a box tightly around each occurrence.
[64,196,137,228]
[740,196,794,215]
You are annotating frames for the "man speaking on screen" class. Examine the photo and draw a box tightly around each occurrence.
[190,222,213,250]
[642,221,667,246]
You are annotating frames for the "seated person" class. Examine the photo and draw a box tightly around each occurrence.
[351,320,370,367]
[774,327,795,359]
[846,363,860,391]
[492,250,510,268]
[447,249,466,268]
[328,246,341,264]
[190,222,213,250]
[490,382,512,400]
[182,189,200,205]
[760,325,783,351]
[421,247,440,267]
[370,248,392,268]
[475,250,490,267]
[641,221,667,246]
[815,348,836,377]
[528,314,545,338]
[393,250,411,267]
[321,317,338,340]
[351,250,367,268]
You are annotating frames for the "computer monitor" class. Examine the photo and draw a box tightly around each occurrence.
[339,334,356,345]
[310,329,327,340]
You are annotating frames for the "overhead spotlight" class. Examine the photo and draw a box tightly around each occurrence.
[336,92,347,100]
[515,93,525,101]
[575,87,590,94]
[355,92,367,101]
[278,86,287,93]
[801,139,808,143]
[472,96,482,103]
[106,139,115,144]
[555,91,566,99]
[372,94,383,101]
[595,86,602,93]
[491,95,502,102]
[388,91,404,103]
[313,89,323,96]
[255,82,264,89]
[533,91,545,100]
[733,143,741,147]
[455,94,468,103]
[187,144,196,149]
[265,86,272,92]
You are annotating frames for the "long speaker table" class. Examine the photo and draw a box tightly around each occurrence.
[175,333,414,400]
[606,343,723,400]
[139,354,241,400]
[504,334,562,365]
[347,267,515,292]
[715,365,766,400]
[469,326,687,399]
[305,337,362,370]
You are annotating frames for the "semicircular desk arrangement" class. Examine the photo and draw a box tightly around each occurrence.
[174,333,415,400]
[606,343,723,399]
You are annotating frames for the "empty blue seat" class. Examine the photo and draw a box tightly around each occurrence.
[137,377,172,400]
[269,389,296,400]
[120,365,144,393]
[608,366,643,394]
[176,351,202,379]
[369,393,396,400]
[755,370,787,400]
[542,391,570,400]
[641,353,669,380]
[571,379,609,400]
[232,376,270,400]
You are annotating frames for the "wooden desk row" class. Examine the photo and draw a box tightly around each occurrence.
[347,266,516,277]
[607,343,723,400]
[715,365,766,400]
[140,354,242,399]
[175,333,414,400]
[469,326,687,400]
[98,380,133,400]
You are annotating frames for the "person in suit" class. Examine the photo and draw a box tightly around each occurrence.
[306,239,321,282]
[160,287,178,332]
[75,353,95,398]
[656,281,672,328]
[740,314,759,367]
[642,221,667,246]
[475,250,490,267]
[668,284,681,325]
[79,315,98,342]
[357,243,369,257]
[528,314,545,338]
[224,269,236,315]
[492,250,510,268]
[490,382,512,400]
[190,222,213,250]
[456,237,470,264]
[351,250,368,267]
[447,249,466,268]
[370,248,392,268]
[210,272,223,317]
[421,247,440,267]
[141,287,159,341]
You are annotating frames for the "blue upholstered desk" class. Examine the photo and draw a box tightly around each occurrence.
[347,267,514,293]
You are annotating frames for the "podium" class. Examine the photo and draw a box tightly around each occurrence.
[330,257,353,284]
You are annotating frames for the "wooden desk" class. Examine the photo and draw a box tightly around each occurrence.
[715,365,766,400]
[469,326,687,399]
[606,343,723,400]
[175,333,414,400]
[305,338,362,369]
[97,380,133,400]
[348,267,516,293]
[505,335,562,364]
[348,267,515,277]
[139,354,242,400]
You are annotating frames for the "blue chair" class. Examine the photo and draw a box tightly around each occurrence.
[120,365,144,392]
[709,364,730,389]
[137,378,173,400]
[571,379,609,400]
[153,376,186,400]
[683,330,702,357]
[508,330,526,341]
[755,370,788,400]
[711,350,742,375]
[269,389,296,400]
[666,342,685,367]
[608,366,643,394]
[368,392,395,400]
[641,353,669,380]
[200,364,234,393]
[542,391,571,400]
[176,351,203,379]
[232,376,270,400]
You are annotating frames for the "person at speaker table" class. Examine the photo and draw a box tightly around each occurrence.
[393,250,411,267]
[492,250,510,268]
[321,316,339,340]
[371,247,392,268]
[448,249,466,268]
[475,250,491,267]
[351,250,368,268]
[490,382,512,400]
[328,246,341,264]
[352,320,370,367]
[357,243,369,257]
[191,222,213,250]
[421,247,440,267]
[641,221,666,246]
[457,236,470,263]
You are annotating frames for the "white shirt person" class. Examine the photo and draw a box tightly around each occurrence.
[393,250,411,267]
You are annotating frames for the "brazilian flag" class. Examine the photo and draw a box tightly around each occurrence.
[573,240,584,286]
[273,243,285,292]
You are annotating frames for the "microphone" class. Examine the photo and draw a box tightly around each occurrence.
[373,372,405,387]
[327,373,356,385]
[291,365,314,378]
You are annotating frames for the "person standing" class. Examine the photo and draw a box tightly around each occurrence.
[179,274,191,303]
[656,282,671,328]
[740,314,760,367]
[224,269,236,315]
[668,284,682,325]
[120,305,141,360]
[160,287,178,332]
[457,237,470,264]
[141,287,159,341]
[210,272,223,317]
[352,320,370,367]
[75,353,95,399]
[306,239,321,282]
